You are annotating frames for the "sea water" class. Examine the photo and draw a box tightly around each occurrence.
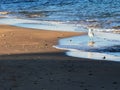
[0,0,120,61]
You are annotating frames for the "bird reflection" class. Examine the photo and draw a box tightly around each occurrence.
[88,41,95,47]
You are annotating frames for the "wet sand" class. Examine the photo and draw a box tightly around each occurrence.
[0,25,120,90]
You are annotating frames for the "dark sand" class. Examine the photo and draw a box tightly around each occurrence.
[0,25,119,90]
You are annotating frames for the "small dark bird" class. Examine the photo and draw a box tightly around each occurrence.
[103,56,106,59]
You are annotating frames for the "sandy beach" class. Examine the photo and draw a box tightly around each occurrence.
[0,25,120,90]
[0,25,84,54]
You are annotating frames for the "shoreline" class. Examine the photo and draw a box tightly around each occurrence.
[0,24,119,61]
[0,24,120,90]
[0,24,86,55]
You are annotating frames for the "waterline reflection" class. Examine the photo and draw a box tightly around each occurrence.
[53,35,120,62]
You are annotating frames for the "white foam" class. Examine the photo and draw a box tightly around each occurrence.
[0,18,40,25]
[67,50,120,62]
[94,31,120,41]
[0,18,86,32]
[54,45,120,62]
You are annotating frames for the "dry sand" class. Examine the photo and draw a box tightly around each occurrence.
[0,25,120,90]
[0,25,84,54]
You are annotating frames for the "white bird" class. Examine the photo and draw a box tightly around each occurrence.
[88,28,94,41]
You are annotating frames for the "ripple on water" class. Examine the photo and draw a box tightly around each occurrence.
[54,35,120,62]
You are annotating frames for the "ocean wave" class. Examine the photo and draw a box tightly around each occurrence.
[0,0,119,36]
[0,0,120,18]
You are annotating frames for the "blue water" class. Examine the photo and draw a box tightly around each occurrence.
[0,0,120,29]
[0,0,120,26]
[0,0,120,61]
[54,35,120,61]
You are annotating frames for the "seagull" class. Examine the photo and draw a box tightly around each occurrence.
[88,28,94,41]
